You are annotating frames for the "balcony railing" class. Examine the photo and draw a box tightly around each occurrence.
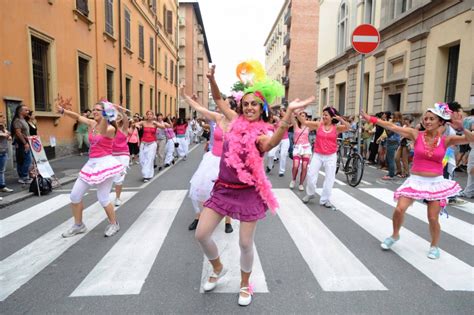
[179,17,185,27]
[179,59,186,67]
[179,38,186,47]
[284,32,291,46]
[282,76,289,87]
[284,8,291,26]
[197,34,204,43]
[283,54,290,66]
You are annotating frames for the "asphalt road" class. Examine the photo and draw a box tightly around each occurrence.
[1,144,473,314]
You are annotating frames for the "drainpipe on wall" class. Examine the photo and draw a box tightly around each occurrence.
[118,0,123,104]
[155,14,158,114]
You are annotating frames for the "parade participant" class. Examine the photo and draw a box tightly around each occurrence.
[136,111,167,182]
[155,113,167,171]
[289,111,311,191]
[276,107,290,177]
[127,117,140,165]
[301,106,350,207]
[361,103,474,259]
[264,115,278,174]
[197,62,314,306]
[460,109,474,198]
[174,117,189,160]
[164,117,177,167]
[58,100,125,238]
[112,107,130,206]
[180,87,233,233]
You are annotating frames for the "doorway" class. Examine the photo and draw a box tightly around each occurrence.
[387,93,401,112]
[337,83,346,115]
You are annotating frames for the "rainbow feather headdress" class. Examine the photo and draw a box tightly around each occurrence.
[235,60,284,116]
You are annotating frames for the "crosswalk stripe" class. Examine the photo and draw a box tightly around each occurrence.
[275,189,386,291]
[360,180,372,185]
[0,194,71,238]
[0,192,135,302]
[71,190,187,296]
[319,171,346,186]
[200,221,268,293]
[361,188,474,246]
[322,188,474,291]
[452,202,474,215]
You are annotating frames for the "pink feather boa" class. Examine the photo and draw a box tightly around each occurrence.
[224,116,279,213]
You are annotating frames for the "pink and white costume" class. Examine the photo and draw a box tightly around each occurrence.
[70,132,124,207]
[112,129,130,185]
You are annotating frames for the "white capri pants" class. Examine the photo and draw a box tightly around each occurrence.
[70,177,114,207]
[140,141,157,179]
[305,152,337,204]
[176,136,189,157]
[165,138,177,165]
[278,138,290,174]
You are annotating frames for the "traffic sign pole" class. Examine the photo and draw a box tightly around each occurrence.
[357,54,365,155]
[351,24,380,157]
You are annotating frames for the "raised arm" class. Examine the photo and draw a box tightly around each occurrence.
[361,111,417,141]
[335,115,351,133]
[258,96,315,152]
[207,65,238,121]
[295,110,320,131]
[57,105,94,127]
[180,83,221,122]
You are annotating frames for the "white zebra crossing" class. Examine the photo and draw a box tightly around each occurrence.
[0,192,135,301]
[318,188,474,291]
[0,194,71,238]
[275,189,386,291]
[361,188,474,246]
[200,221,269,293]
[71,190,187,296]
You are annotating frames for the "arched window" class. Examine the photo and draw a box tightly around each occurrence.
[337,1,348,55]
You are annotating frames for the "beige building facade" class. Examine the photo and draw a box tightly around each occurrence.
[0,0,179,159]
[316,0,474,118]
[264,0,320,113]
[178,1,211,118]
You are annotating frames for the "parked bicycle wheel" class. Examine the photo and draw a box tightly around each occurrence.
[345,153,364,187]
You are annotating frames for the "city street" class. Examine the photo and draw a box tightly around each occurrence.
[1,144,472,314]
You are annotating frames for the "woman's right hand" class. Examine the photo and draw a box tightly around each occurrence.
[360,110,371,122]
[206,65,216,81]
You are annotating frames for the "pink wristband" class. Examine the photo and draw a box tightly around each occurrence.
[369,116,378,124]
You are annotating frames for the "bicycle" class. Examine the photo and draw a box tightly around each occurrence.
[335,138,365,187]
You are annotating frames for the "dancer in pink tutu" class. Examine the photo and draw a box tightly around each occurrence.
[361,103,474,259]
[112,106,130,206]
[58,100,125,238]
[196,62,314,306]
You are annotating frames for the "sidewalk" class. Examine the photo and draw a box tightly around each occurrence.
[0,154,88,208]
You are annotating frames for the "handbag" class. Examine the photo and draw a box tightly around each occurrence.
[174,141,179,148]
[29,175,52,196]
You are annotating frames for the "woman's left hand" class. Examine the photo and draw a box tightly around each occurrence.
[287,96,315,112]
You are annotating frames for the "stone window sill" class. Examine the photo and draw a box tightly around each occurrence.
[73,9,94,30]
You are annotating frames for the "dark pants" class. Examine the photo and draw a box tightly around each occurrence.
[16,145,32,180]
[369,142,379,163]
[386,141,399,177]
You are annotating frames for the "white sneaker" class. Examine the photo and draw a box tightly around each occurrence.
[298,184,304,191]
[104,222,120,237]
[62,223,87,238]
[203,267,227,292]
[289,180,296,189]
[114,198,122,207]
[0,187,14,193]
[302,194,315,204]
[238,286,253,306]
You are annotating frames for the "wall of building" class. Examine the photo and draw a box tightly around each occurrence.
[0,0,179,159]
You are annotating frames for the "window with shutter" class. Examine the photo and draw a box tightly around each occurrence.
[76,0,89,16]
[105,0,114,35]
[139,25,144,60]
[170,60,174,84]
[149,37,154,66]
[31,36,50,111]
[166,10,173,34]
[125,9,131,49]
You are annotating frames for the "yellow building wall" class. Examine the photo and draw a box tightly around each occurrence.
[423,10,473,110]
[0,0,178,153]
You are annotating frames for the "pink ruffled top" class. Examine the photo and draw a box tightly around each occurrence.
[211,124,224,157]
[112,129,130,156]
[293,125,310,145]
[314,124,337,155]
[411,132,446,175]
[89,133,113,158]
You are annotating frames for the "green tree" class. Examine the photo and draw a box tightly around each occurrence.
[231,81,247,92]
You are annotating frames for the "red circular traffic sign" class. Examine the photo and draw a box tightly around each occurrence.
[351,24,380,54]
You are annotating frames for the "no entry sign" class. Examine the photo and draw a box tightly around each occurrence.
[351,24,380,54]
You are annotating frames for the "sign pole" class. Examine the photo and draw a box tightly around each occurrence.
[357,54,365,155]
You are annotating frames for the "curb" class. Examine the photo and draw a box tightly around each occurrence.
[0,176,77,209]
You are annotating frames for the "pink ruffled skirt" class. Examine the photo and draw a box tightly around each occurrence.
[79,156,125,185]
[394,175,461,205]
